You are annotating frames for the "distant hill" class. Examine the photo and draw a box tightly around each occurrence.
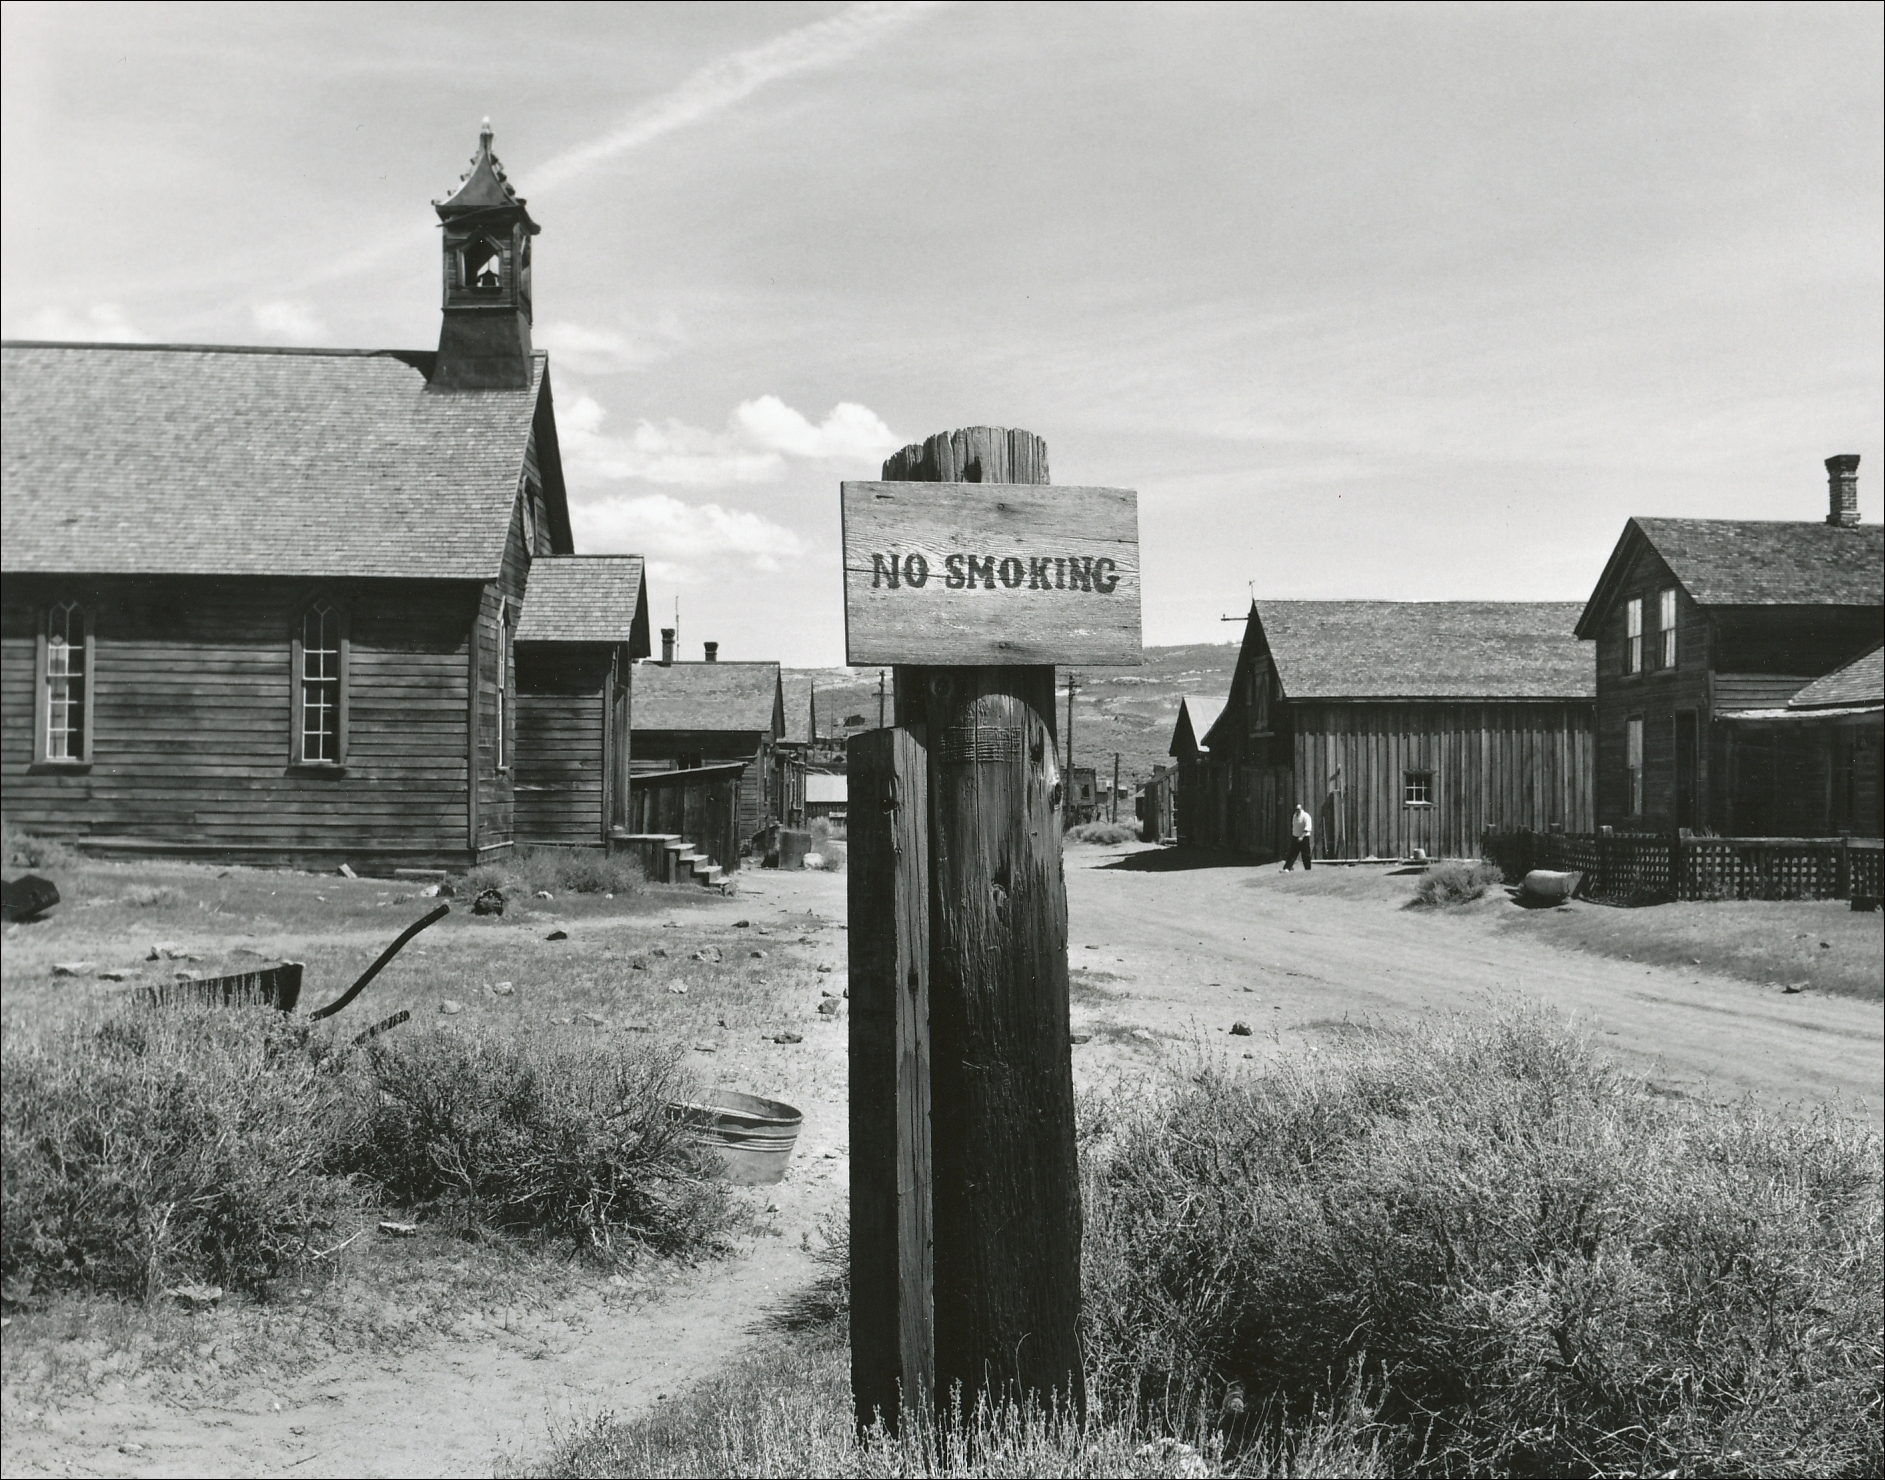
[782,640,1241,796]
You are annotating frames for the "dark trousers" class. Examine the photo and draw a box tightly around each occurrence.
[1284,837,1313,870]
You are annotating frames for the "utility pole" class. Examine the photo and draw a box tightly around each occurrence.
[1065,672,1076,781]
[877,669,886,729]
[1112,753,1120,823]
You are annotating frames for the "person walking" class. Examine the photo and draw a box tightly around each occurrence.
[1285,802,1313,871]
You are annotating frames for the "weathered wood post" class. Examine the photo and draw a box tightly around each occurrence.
[844,428,1141,1427]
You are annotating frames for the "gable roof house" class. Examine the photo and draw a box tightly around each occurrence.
[631,633,788,860]
[1193,601,1594,860]
[1165,694,1226,847]
[1574,456,1884,837]
[1,124,651,868]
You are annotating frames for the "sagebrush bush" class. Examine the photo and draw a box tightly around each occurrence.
[1082,1011,1884,1478]
[465,844,645,898]
[344,1028,735,1255]
[1066,821,1140,846]
[0,1009,361,1299]
[1411,858,1503,905]
[1,824,82,873]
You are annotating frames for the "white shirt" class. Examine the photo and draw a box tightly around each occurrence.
[1291,809,1312,838]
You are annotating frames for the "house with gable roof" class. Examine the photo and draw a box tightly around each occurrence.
[1166,694,1226,848]
[1195,601,1595,860]
[1574,455,1883,836]
[1,124,652,868]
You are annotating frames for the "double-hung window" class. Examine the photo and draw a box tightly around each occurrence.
[1658,588,1677,670]
[495,603,513,772]
[1626,716,1644,817]
[1625,597,1643,675]
[34,600,93,766]
[292,600,348,766]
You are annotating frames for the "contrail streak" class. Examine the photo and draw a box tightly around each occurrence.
[298,1,944,288]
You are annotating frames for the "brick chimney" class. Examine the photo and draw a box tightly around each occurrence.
[660,627,675,665]
[1826,454,1861,527]
[703,641,719,663]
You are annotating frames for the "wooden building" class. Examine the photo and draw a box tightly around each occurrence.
[1194,602,1595,861]
[804,773,848,823]
[1573,456,1883,835]
[631,636,787,855]
[1136,763,1176,843]
[0,124,649,870]
[1167,694,1226,848]
[513,557,652,847]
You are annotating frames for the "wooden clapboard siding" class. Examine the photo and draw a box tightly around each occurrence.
[633,727,773,849]
[515,644,613,846]
[469,485,535,853]
[1,573,480,862]
[1290,700,1594,859]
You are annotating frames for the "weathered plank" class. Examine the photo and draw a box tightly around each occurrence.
[841,481,1141,666]
[848,726,933,1432]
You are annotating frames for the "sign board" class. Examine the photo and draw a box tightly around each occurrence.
[841,481,1142,666]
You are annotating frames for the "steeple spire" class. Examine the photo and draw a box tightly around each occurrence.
[430,120,541,391]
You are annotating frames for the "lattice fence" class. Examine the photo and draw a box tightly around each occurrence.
[1485,831,1881,903]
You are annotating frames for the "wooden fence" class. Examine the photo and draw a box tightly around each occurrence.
[1484,829,1883,903]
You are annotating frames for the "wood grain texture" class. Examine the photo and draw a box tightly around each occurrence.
[848,727,934,1432]
[842,481,1141,666]
[875,428,1087,1421]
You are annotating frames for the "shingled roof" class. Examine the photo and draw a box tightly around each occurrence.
[1789,646,1884,711]
[1576,517,1884,637]
[514,556,650,654]
[1169,695,1227,758]
[0,343,560,579]
[633,661,784,736]
[1253,601,1593,702]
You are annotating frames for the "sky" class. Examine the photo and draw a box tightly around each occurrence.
[4,1,1880,667]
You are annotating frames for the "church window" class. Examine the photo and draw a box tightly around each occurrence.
[35,601,92,765]
[293,599,348,766]
[462,237,503,292]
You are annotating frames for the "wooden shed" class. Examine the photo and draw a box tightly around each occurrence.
[1167,694,1226,848]
[631,656,786,853]
[1195,602,1595,861]
[513,556,652,847]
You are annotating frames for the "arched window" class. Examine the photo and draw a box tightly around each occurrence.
[462,237,503,293]
[34,600,92,765]
[292,599,348,766]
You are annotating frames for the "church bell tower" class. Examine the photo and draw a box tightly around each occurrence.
[431,120,540,391]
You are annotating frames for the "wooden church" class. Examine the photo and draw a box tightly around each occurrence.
[0,124,651,869]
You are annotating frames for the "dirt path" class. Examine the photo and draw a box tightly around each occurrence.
[1,871,852,1480]
[7,850,1879,1477]
[1062,845,1884,1125]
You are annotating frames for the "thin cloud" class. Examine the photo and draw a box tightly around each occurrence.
[251,299,330,341]
[12,303,150,342]
[537,317,683,375]
[295,2,942,290]
[531,2,945,192]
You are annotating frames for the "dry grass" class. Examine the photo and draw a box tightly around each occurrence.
[1067,821,1142,846]
[1084,1009,1884,1478]
[1409,859,1503,906]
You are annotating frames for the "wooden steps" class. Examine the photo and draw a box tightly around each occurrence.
[615,831,732,891]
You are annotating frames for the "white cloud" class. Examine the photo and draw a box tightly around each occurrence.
[14,303,150,342]
[573,492,809,577]
[250,299,330,341]
[732,395,899,459]
[537,318,681,375]
[559,391,898,487]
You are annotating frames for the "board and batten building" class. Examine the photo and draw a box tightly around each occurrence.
[1573,457,1883,837]
[1190,601,1595,861]
[1,124,652,868]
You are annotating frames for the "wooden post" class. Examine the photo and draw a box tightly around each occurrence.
[882,427,1087,1418]
[1113,753,1121,824]
[848,727,933,1430]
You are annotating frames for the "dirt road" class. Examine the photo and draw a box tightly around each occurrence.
[6,848,1879,1478]
[1062,845,1884,1125]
